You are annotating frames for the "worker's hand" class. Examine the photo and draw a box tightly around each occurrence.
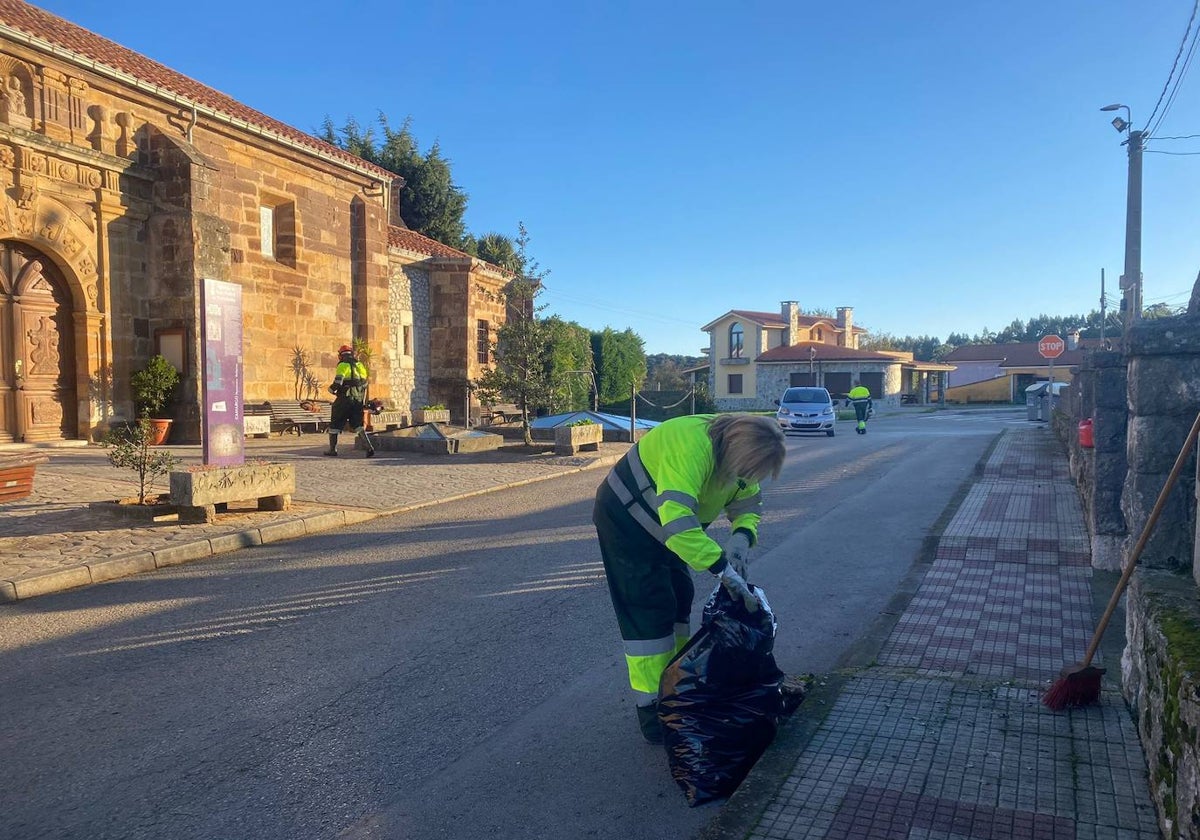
[719,565,759,613]
[725,531,752,578]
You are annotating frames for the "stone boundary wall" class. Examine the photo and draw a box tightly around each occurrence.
[1123,570,1200,840]
[1059,312,1200,838]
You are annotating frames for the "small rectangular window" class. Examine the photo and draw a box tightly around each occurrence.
[476,319,490,364]
[260,205,275,258]
[402,324,413,357]
[728,374,743,394]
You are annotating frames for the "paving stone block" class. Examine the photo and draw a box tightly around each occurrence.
[302,511,348,534]
[208,531,264,555]
[257,519,308,544]
[88,553,156,583]
[153,541,213,568]
[12,565,92,599]
[0,579,16,602]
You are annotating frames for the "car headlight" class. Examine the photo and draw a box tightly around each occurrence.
[778,408,791,416]
[821,407,833,415]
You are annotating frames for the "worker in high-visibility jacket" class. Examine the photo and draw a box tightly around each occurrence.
[847,381,872,435]
[592,413,786,744]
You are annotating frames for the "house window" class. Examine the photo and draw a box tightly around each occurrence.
[260,199,297,265]
[402,324,413,357]
[729,322,744,358]
[259,205,275,258]
[728,374,743,394]
[476,319,490,364]
[813,327,823,342]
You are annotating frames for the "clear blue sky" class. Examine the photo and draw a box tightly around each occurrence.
[40,0,1200,355]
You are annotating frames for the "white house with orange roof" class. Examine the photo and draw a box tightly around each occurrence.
[701,302,953,410]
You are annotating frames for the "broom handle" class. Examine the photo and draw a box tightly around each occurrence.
[1080,410,1200,667]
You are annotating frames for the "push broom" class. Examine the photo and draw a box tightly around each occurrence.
[1043,409,1200,711]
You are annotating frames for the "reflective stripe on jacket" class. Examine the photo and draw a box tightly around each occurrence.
[604,414,763,572]
[332,361,369,401]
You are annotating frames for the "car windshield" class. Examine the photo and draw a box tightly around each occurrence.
[781,388,829,404]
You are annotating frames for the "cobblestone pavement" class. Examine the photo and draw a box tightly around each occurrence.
[738,427,1162,840]
[0,436,626,602]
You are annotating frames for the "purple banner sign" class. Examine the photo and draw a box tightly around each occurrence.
[200,279,245,466]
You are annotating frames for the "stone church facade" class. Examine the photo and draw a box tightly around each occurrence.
[0,0,507,444]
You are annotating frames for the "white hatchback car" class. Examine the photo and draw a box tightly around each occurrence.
[775,386,836,437]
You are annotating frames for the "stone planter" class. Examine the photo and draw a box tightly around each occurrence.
[169,462,295,524]
[554,423,603,456]
[414,409,451,425]
[0,453,48,504]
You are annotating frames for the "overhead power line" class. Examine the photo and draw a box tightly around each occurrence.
[1146,149,1200,155]
[1149,133,1200,139]
[1146,0,1200,134]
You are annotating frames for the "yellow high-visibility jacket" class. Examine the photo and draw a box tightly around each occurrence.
[605,415,763,572]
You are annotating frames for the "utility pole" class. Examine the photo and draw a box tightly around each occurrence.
[1121,128,1145,335]
[1100,103,1144,343]
[1099,268,1106,347]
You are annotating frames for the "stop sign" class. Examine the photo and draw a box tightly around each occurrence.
[1038,334,1065,359]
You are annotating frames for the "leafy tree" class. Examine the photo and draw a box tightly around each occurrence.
[545,317,594,411]
[472,232,524,274]
[592,327,647,405]
[1143,302,1185,319]
[473,225,556,445]
[319,114,470,249]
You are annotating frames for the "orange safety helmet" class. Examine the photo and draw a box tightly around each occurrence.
[338,344,353,354]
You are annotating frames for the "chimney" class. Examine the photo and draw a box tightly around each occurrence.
[1067,330,1080,350]
[388,176,406,227]
[837,307,854,347]
[782,301,799,346]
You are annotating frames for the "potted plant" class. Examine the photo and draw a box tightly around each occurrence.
[130,355,180,445]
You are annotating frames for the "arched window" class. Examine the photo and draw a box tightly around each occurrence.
[729,322,744,358]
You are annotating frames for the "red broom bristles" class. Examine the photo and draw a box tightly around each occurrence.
[1042,664,1105,711]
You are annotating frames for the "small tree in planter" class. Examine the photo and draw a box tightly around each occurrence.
[103,418,179,505]
[130,355,180,445]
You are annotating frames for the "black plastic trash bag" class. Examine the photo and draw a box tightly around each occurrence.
[658,583,785,806]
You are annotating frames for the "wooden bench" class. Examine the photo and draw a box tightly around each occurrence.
[265,400,332,435]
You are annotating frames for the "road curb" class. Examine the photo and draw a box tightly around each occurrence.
[0,452,620,604]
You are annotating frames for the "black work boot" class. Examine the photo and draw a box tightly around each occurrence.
[636,702,663,744]
[323,433,338,456]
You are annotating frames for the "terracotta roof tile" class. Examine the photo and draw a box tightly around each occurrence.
[387,226,472,259]
[756,341,898,363]
[0,0,393,179]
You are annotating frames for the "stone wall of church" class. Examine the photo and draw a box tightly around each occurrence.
[0,37,396,441]
[427,264,507,422]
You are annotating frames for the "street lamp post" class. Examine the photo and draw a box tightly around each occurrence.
[1101,103,1145,338]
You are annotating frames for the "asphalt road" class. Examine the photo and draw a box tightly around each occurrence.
[0,408,1025,840]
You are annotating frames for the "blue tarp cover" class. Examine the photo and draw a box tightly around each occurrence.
[528,411,660,431]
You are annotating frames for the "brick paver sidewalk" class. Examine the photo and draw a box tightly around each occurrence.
[741,427,1161,839]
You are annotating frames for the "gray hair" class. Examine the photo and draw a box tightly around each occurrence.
[708,414,786,484]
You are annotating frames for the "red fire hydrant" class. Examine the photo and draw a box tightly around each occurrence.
[1078,418,1094,448]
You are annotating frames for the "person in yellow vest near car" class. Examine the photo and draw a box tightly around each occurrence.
[592,413,786,744]
[847,381,872,435]
[324,344,374,458]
